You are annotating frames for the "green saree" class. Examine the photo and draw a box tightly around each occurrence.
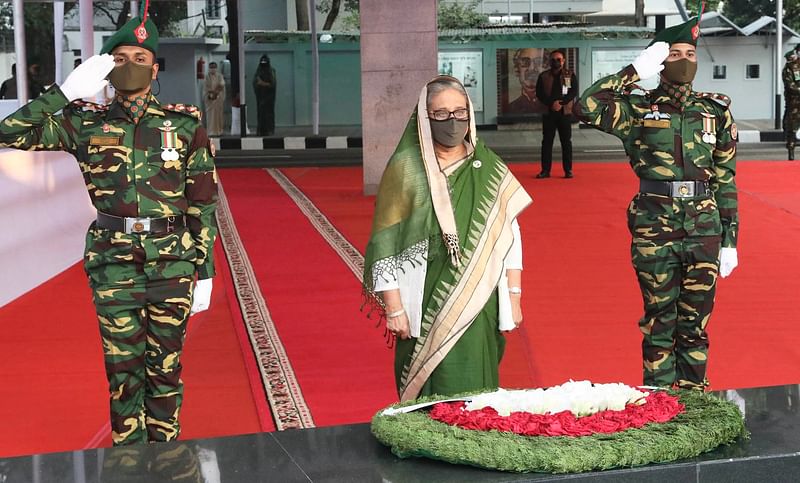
[364,76,532,402]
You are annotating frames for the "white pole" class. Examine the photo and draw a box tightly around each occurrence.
[80,0,95,61]
[238,0,247,135]
[12,0,28,105]
[309,0,319,135]
[54,1,65,84]
[776,0,783,129]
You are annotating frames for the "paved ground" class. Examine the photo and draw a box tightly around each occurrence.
[259,119,782,147]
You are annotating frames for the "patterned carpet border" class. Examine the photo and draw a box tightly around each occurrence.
[216,181,316,430]
[266,169,365,282]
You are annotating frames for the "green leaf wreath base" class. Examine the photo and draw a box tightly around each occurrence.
[371,389,748,474]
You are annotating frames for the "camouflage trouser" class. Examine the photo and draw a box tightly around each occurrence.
[101,443,202,482]
[631,236,720,390]
[784,98,800,149]
[92,275,194,446]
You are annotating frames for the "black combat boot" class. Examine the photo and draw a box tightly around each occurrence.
[790,147,795,161]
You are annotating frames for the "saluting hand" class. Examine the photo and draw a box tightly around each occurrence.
[632,42,669,80]
[60,54,116,102]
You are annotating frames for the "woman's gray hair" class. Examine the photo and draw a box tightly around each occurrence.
[426,78,468,108]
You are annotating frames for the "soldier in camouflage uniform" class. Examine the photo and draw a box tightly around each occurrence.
[783,47,800,160]
[0,8,218,445]
[575,12,739,390]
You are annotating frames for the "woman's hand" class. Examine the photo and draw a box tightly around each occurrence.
[510,294,523,328]
[387,311,411,339]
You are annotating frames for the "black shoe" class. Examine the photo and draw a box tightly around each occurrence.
[564,171,574,178]
[789,148,795,161]
[535,172,550,179]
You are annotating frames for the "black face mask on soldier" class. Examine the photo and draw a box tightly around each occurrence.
[430,118,469,148]
[108,62,154,92]
[662,58,697,84]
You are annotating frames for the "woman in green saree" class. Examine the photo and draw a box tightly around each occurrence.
[364,76,532,402]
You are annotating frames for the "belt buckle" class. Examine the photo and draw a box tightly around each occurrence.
[672,181,695,198]
[125,217,151,234]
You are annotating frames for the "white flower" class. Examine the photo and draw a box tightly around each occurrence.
[463,381,649,418]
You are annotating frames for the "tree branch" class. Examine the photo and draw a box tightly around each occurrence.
[322,0,341,30]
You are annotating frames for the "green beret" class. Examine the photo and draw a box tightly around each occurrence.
[100,16,159,56]
[786,50,798,60]
[650,15,701,47]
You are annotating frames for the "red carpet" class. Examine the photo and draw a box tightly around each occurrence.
[2,160,798,457]
[218,169,397,428]
[277,162,800,392]
[0,242,265,457]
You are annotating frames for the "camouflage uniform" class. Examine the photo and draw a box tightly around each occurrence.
[783,56,800,159]
[576,64,738,390]
[0,86,218,444]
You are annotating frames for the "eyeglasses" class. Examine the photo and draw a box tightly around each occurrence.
[428,108,469,121]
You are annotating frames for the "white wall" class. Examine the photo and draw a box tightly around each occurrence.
[694,37,779,120]
[0,144,94,307]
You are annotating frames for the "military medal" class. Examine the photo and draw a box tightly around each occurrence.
[701,113,716,144]
[159,120,180,161]
[102,123,110,133]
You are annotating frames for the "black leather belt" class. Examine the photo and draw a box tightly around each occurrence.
[639,179,710,198]
[96,211,186,234]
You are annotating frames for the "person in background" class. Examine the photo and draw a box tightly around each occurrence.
[782,47,800,160]
[253,54,276,136]
[0,64,16,99]
[204,61,226,136]
[535,49,577,179]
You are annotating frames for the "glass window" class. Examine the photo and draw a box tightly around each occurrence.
[713,65,726,80]
[745,64,760,79]
[206,0,222,19]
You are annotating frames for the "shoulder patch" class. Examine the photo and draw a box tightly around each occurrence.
[162,103,203,121]
[68,100,110,113]
[695,92,731,108]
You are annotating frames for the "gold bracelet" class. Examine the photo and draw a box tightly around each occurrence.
[387,308,405,318]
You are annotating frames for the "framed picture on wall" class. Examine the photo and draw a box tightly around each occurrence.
[497,47,578,117]
[438,51,484,112]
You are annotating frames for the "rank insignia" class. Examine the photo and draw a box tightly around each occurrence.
[158,121,180,161]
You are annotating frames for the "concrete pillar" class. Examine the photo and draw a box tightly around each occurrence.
[360,0,438,194]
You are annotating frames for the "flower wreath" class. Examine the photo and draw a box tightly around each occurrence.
[371,386,747,473]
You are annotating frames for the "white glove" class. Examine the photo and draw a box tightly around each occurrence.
[190,278,213,315]
[60,54,115,102]
[631,42,669,80]
[719,247,738,278]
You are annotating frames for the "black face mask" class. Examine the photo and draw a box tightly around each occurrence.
[550,59,563,70]
[430,118,469,148]
[662,58,697,84]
